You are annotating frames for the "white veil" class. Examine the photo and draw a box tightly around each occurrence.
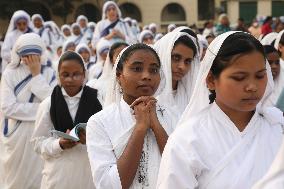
[6,10,32,34]
[104,44,165,107]
[154,31,200,114]
[178,31,274,125]
[8,33,48,69]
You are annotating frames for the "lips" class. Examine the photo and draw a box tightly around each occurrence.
[242,97,260,103]
[137,84,152,90]
[173,72,184,78]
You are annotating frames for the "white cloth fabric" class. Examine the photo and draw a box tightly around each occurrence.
[154,31,200,115]
[31,88,95,189]
[265,58,284,107]
[1,10,32,72]
[157,31,284,189]
[0,34,56,189]
[261,32,278,46]
[103,45,165,107]
[157,103,284,189]
[139,30,154,43]
[274,30,284,50]
[86,98,176,189]
[61,24,71,40]
[87,54,113,106]
[252,138,284,189]
[88,39,111,80]
[41,21,64,54]
[75,43,96,70]
[31,14,44,34]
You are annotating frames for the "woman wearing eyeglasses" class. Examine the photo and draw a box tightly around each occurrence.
[31,51,102,189]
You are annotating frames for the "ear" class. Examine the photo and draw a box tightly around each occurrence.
[206,71,216,90]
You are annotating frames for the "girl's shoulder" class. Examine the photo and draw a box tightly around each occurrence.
[89,102,118,123]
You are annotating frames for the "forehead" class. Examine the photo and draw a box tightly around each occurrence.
[172,43,194,57]
[126,49,159,64]
[266,51,280,59]
[106,5,116,11]
[59,59,83,71]
[224,51,266,71]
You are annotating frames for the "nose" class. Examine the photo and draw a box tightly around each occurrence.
[245,82,257,92]
[177,61,187,72]
[142,70,151,80]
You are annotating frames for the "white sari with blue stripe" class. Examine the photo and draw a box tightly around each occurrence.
[0,63,56,189]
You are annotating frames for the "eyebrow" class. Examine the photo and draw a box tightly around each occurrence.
[231,68,267,74]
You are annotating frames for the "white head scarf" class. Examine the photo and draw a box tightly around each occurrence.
[104,44,165,107]
[154,33,163,43]
[102,1,122,20]
[61,24,71,33]
[261,32,278,45]
[6,10,32,34]
[75,43,92,56]
[154,31,200,113]
[167,24,176,33]
[9,33,48,68]
[76,15,88,25]
[31,14,43,25]
[178,31,274,125]
[139,30,154,43]
[62,39,76,53]
[149,23,157,30]
[71,23,81,35]
[274,30,284,50]
[88,22,96,29]
[172,26,201,55]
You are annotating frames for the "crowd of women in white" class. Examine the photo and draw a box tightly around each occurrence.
[1,1,284,189]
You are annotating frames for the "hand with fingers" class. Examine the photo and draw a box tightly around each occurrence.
[59,129,78,150]
[21,54,41,76]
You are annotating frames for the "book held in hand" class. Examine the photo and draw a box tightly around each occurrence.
[51,123,87,142]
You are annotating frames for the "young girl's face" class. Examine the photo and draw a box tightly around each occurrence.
[79,49,90,63]
[171,43,194,89]
[117,49,161,104]
[267,51,280,80]
[59,60,85,97]
[208,51,267,112]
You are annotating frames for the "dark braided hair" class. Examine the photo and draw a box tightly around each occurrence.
[208,32,265,104]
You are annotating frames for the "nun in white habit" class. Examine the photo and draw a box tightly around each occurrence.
[0,33,56,189]
[91,1,135,48]
[86,44,177,189]
[156,31,284,189]
[1,10,33,72]
[75,43,96,71]
[31,14,44,35]
[154,31,200,116]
